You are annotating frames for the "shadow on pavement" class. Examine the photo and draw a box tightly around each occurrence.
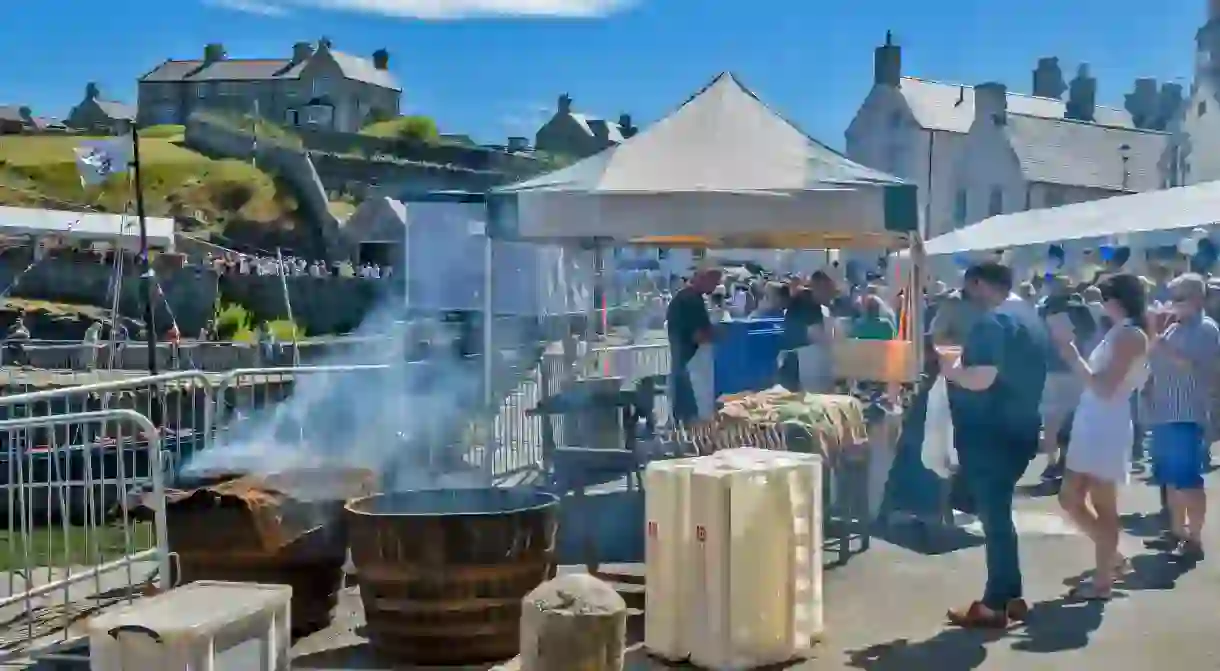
[873,518,984,556]
[1119,512,1164,538]
[845,627,1003,671]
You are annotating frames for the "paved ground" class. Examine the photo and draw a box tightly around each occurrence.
[285,454,1220,671]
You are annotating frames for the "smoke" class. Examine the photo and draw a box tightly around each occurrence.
[183,295,534,491]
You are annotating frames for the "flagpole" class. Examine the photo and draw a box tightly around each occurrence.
[129,123,163,426]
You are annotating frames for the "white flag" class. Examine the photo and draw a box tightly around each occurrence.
[74,136,132,187]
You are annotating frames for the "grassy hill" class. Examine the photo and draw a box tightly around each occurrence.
[0,134,297,234]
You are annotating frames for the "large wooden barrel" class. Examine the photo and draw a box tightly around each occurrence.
[162,467,376,637]
[345,488,560,666]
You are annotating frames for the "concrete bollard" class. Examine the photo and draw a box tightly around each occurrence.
[519,574,627,671]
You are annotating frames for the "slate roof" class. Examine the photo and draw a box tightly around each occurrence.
[93,100,135,121]
[138,48,399,91]
[898,76,1133,133]
[1003,112,1168,192]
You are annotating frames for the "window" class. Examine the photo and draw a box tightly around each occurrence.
[953,189,968,225]
[1044,186,1064,208]
[1199,101,1208,117]
[658,247,670,260]
[888,111,904,129]
[310,77,332,98]
[988,186,1003,216]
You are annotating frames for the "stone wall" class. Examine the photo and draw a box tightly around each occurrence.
[0,255,217,334]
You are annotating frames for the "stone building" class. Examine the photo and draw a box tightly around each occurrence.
[137,38,400,134]
[65,83,135,135]
[534,94,637,159]
[847,32,1174,238]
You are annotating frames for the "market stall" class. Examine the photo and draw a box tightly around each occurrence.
[489,72,923,569]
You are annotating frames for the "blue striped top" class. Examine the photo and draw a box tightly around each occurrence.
[1145,314,1220,426]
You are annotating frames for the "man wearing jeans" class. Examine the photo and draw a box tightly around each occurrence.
[1144,273,1220,561]
[940,262,1048,628]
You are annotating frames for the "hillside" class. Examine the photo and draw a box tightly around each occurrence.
[0,133,301,240]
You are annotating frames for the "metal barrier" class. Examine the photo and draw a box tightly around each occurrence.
[0,408,170,662]
[583,342,672,427]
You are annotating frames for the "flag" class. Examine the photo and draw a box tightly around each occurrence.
[74,136,132,187]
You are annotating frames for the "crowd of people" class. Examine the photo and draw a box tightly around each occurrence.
[204,252,393,280]
[661,256,1220,629]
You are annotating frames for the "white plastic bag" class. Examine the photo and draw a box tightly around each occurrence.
[920,376,957,478]
[686,344,716,421]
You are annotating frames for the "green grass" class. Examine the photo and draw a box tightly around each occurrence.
[359,115,439,143]
[0,135,292,227]
[0,135,205,168]
[0,523,154,572]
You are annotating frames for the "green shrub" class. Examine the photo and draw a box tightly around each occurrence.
[360,115,439,143]
[264,319,305,341]
[214,303,252,340]
[231,327,257,344]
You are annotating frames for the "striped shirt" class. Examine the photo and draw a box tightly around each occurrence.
[1145,313,1220,426]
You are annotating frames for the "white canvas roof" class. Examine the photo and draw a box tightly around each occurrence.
[0,206,175,249]
[925,181,1220,256]
[495,73,917,249]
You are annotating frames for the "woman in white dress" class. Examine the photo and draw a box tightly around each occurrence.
[1049,273,1150,601]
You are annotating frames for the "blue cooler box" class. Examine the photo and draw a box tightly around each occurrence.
[714,318,785,397]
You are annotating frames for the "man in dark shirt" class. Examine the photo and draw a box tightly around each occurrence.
[666,268,721,424]
[939,262,1048,628]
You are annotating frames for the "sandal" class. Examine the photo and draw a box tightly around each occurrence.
[1067,583,1113,602]
[1114,554,1134,575]
[946,601,1009,629]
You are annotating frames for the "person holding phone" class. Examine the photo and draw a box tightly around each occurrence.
[1050,273,1150,600]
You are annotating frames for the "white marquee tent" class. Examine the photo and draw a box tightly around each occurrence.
[925,180,1220,257]
[494,72,918,249]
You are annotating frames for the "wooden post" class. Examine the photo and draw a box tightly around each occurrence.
[519,574,627,671]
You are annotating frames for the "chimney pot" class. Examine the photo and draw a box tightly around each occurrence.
[618,113,638,138]
[372,48,389,70]
[873,31,902,87]
[292,41,314,63]
[558,94,572,114]
[973,82,1008,126]
[203,43,226,63]
[1066,64,1097,122]
[1125,77,1160,128]
[1032,56,1067,99]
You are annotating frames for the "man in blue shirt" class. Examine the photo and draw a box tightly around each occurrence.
[939,262,1049,628]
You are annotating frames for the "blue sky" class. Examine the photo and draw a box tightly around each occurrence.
[1,0,1207,147]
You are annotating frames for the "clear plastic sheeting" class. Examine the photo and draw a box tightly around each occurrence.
[402,201,593,316]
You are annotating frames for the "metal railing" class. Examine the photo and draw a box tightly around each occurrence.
[0,408,170,663]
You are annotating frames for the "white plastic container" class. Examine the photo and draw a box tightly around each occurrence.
[643,457,696,661]
[662,448,823,670]
[87,581,292,671]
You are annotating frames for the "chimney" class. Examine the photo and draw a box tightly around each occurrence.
[618,113,638,138]
[973,82,1008,127]
[1065,64,1097,122]
[1124,77,1160,128]
[318,36,333,50]
[203,43,226,64]
[1211,0,1220,20]
[873,30,901,87]
[1032,57,1067,99]
[558,94,573,114]
[372,49,389,70]
[1157,82,1185,129]
[291,41,314,63]
[84,82,100,101]
[506,136,529,152]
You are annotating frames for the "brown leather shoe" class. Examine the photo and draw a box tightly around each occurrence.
[1006,598,1030,622]
[946,601,1009,629]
